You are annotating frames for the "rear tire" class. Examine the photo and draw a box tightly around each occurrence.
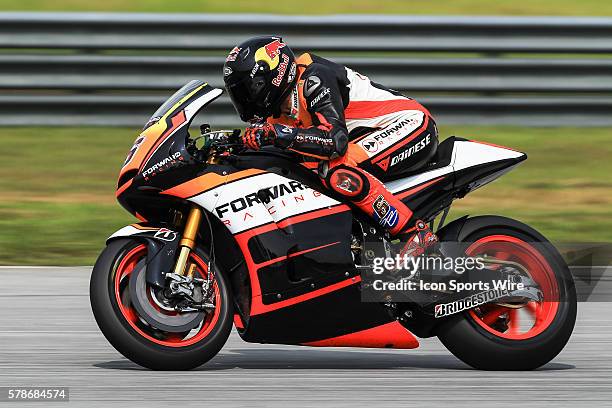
[436,216,577,370]
[90,239,233,370]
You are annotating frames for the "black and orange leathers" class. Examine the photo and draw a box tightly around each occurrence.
[266,53,437,235]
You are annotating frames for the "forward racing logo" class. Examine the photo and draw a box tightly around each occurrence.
[295,133,333,146]
[374,118,414,141]
[362,139,378,153]
[359,118,419,155]
[142,152,182,178]
[215,180,317,219]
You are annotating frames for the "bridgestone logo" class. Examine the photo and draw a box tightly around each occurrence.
[434,288,510,318]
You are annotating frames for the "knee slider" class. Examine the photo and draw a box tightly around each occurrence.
[326,166,370,202]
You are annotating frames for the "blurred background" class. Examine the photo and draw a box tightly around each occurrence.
[0,1,611,265]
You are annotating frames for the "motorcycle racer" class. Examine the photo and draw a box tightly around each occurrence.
[223,36,439,253]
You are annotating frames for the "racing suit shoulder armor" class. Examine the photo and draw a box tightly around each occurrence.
[300,62,349,109]
[274,61,350,160]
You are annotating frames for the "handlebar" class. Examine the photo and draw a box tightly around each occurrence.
[187,125,244,163]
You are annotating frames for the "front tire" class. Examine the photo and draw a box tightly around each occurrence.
[90,239,233,370]
[436,216,577,370]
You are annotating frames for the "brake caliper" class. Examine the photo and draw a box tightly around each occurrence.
[165,272,215,312]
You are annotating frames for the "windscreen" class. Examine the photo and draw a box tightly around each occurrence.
[145,80,206,128]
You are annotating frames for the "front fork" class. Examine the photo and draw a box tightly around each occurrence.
[172,205,202,277]
[164,205,215,311]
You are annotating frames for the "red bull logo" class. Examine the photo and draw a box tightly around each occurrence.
[264,39,285,59]
[255,39,286,70]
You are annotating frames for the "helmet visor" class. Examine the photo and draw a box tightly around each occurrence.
[226,75,270,123]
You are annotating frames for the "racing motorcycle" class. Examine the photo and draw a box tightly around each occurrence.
[90,80,576,370]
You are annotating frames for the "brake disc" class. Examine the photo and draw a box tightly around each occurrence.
[129,260,203,333]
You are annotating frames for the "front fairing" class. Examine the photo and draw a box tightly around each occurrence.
[116,81,224,217]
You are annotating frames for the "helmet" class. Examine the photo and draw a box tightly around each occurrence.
[223,36,297,123]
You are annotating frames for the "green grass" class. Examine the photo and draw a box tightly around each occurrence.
[1,0,612,16]
[0,201,129,265]
[0,127,135,265]
[0,126,610,265]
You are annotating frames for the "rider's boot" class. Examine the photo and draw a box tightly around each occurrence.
[396,219,439,258]
[345,170,439,255]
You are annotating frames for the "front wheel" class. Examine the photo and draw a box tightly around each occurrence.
[436,216,577,370]
[90,239,233,370]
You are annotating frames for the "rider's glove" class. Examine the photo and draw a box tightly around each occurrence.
[242,122,277,150]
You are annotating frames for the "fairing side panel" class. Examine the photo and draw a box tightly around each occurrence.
[186,172,341,234]
[234,207,355,310]
[302,321,419,349]
[238,279,400,345]
[178,171,383,345]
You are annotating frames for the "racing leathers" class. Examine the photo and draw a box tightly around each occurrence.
[261,53,439,236]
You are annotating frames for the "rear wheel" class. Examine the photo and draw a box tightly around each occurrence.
[90,239,233,370]
[436,217,577,370]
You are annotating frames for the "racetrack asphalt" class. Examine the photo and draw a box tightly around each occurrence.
[0,267,610,408]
